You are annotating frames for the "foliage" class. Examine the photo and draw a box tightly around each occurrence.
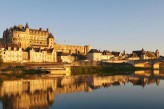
[1,66,48,78]
[71,63,137,75]
[0,55,3,67]
[71,66,102,75]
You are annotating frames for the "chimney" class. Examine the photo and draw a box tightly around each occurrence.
[18,25,23,29]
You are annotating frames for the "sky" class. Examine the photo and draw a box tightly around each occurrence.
[0,0,164,55]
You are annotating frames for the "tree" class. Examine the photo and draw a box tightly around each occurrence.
[0,55,3,67]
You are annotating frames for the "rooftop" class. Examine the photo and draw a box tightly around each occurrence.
[88,49,101,53]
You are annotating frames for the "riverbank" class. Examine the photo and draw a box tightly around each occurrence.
[71,63,153,75]
[0,66,49,80]
[0,62,158,79]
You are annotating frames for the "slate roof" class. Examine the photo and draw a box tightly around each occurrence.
[48,33,54,38]
[111,51,121,57]
[33,48,41,52]
[6,24,48,33]
[29,29,48,32]
[145,51,156,58]
[132,50,145,57]
[131,49,157,58]
[57,52,70,56]
[7,43,20,48]
[88,49,101,53]
[25,23,29,28]
[43,48,54,53]
[25,47,54,53]
[102,50,112,55]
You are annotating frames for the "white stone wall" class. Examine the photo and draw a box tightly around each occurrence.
[30,49,56,62]
[1,48,23,62]
[87,53,102,61]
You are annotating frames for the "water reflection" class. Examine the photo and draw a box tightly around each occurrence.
[0,70,164,109]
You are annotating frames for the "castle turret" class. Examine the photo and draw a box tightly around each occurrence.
[47,33,54,48]
[84,45,92,55]
[155,49,160,58]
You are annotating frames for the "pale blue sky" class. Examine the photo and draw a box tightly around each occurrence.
[0,0,164,55]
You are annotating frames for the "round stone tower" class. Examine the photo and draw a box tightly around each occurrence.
[84,45,92,55]
[155,49,160,58]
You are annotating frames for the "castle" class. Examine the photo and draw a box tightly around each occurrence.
[0,23,92,63]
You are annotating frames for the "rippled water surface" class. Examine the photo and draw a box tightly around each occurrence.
[0,70,164,109]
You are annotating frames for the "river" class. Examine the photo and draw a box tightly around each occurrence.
[0,70,164,109]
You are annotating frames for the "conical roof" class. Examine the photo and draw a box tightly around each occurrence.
[25,23,29,28]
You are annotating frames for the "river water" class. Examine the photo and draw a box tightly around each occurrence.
[0,70,164,109]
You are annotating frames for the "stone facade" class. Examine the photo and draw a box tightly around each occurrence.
[3,24,92,54]
[29,48,56,62]
[129,49,159,60]
[0,24,92,63]
[0,44,56,63]
[57,52,76,63]
[87,49,122,61]
[0,44,23,62]
[3,24,50,49]
[54,44,92,55]
[87,49,102,61]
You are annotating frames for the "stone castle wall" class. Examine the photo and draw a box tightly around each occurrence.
[1,24,92,63]
[3,24,92,55]
[54,44,92,55]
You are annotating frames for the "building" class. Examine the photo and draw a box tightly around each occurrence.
[54,44,92,55]
[129,49,159,60]
[87,49,124,61]
[0,43,23,62]
[111,51,123,60]
[2,23,92,55]
[3,23,51,49]
[29,48,56,62]
[0,43,56,63]
[87,49,102,61]
[0,24,92,63]
[101,50,114,60]
[57,52,74,63]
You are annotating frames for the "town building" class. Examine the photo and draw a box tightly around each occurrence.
[57,52,75,63]
[87,49,102,61]
[87,49,124,61]
[0,43,23,62]
[129,49,159,60]
[111,51,123,60]
[29,48,56,62]
[101,50,114,61]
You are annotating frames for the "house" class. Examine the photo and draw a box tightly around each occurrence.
[29,48,56,62]
[129,49,159,60]
[0,43,23,62]
[101,50,114,60]
[57,52,75,63]
[111,51,123,60]
[87,49,102,61]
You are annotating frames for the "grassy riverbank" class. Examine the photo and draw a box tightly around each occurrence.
[71,63,153,75]
[0,66,48,79]
[0,63,155,79]
[71,66,133,75]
